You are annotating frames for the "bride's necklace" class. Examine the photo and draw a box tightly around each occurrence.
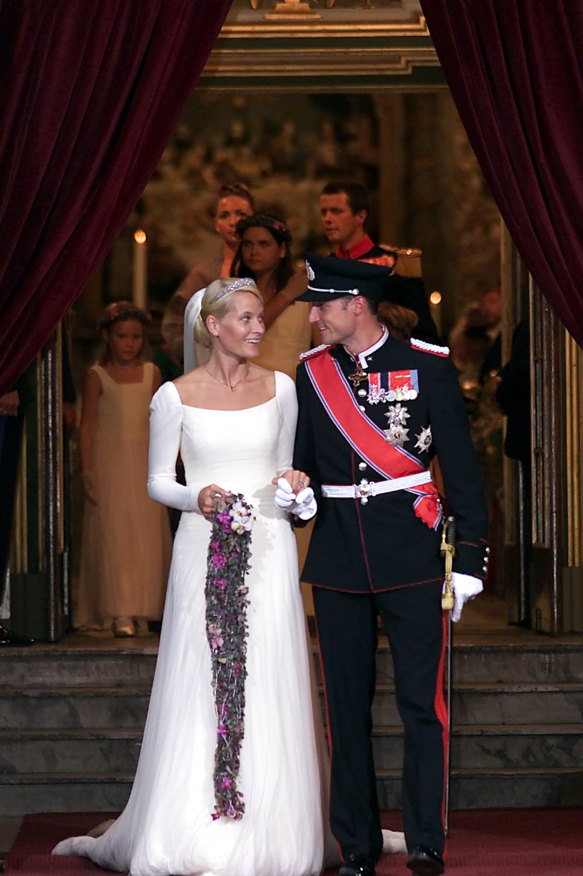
[204,365,249,392]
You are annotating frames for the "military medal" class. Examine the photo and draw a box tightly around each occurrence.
[368,369,419,404]
[384,403,411,447]
[348,363,368,387]
[415,426,432,453]
[385,403,410,427]
[304,350,444,530]
[384,423,409,447]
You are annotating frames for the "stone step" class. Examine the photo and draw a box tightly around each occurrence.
[352,641,583,685]
[3,721,581,777]
[1,639,582,817]
[370,682,583,725]
[0,773,132,816]
[440,643,583,685]
[371,723,583,770]
[2,640,583,688]
[376,766,583,809]
[0,687,151,730]
[0,729,143,774]
[449,682,583,725]
[0,648,158,689]
[3,680,581,732]
[3,765,583,818]
[451,724,583,769]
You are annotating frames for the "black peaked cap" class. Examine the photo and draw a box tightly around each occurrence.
[298,252,393,302]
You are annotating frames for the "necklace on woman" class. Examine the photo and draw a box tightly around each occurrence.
[204,365,249,392]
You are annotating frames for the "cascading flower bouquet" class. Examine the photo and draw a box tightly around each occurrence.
[205,492,254,820]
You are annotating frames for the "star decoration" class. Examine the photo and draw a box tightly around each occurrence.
[414,426,432,453]
[384,424,409,447]
[384,403,410,427]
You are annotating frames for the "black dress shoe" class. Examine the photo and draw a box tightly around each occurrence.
[406,846,444,876]
[0,624,34,646]
[339,854,376,876]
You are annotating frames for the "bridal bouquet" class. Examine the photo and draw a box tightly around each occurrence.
[205,493,254,820]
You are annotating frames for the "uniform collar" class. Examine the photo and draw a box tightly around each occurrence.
[341,323,388,369]
[334,235,375,260]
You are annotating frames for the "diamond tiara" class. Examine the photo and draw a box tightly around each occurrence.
[211,277,257,304]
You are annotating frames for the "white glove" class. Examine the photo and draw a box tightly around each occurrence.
[290,486,317,520]
[274,477,296,510]
[450,572,483,623]
[274,478,317,520]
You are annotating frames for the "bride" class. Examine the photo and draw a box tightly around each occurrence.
[53,277,405,876]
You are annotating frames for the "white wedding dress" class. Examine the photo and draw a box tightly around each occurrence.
[54,372,324,876]
[53,370,406,875]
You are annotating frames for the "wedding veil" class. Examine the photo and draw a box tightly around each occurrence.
[183,287,210,373]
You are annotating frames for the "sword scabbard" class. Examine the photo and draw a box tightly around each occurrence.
[440,516,455,611]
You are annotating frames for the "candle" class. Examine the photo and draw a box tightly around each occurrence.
[133,229,147,309]
[429,290,442,336]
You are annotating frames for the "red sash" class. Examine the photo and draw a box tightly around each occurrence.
[306,351,442,529]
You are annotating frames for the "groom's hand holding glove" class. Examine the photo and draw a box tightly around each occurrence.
[449,572,483,623]
[274,477,317,520]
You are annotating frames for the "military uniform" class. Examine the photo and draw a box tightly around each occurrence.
[333,235,440,345]
[295,333,488,592]
[293,255,488,871]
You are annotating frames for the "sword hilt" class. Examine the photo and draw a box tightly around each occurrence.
[441,516,455,611]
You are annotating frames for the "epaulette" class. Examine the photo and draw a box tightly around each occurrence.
[410,338,450,358]
[299,343,331,362]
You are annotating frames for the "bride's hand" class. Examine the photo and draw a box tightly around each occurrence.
[198,484,231,519]
[272,471,317,520]
[272,469,310,495]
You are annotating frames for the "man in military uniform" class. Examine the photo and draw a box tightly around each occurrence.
[319,180,440,344]
[292,255,488,876]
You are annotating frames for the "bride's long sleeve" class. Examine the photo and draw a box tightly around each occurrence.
[275,372,299,477]
[147,382,202,512]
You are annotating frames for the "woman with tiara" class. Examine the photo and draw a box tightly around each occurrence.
[231,211,312,379]
[182,211,311,376]
[54,276,324,876]
[54,277,406,876]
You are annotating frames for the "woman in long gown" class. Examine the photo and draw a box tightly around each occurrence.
[54,278,405,875]
[54,278,324,876]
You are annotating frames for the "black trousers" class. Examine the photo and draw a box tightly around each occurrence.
[313,581,446,860]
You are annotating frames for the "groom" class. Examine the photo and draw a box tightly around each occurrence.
[293,255,488,876]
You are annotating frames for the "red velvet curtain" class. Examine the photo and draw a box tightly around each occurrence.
[0,0,232,394]
[420,1,583,347]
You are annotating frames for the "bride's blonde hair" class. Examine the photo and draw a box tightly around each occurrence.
[194,278,262,349]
